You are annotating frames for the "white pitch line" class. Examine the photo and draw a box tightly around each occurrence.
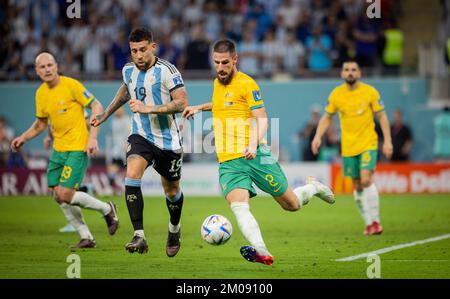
[336,233,450,262]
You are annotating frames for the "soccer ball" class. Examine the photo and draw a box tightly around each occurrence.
[201,214,233,245]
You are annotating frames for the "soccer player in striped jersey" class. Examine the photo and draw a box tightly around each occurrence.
[312,60,393,235]
[92,28,189,257]
[183,39,335,266]
[11,52,119,248]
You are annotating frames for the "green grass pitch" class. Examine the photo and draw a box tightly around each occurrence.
[0,194,449,278]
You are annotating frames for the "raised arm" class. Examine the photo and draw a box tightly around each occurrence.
[91,83,130,127]
[311,113,333,155]
[11,117,48,152]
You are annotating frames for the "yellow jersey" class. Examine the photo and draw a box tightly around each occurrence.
[35,76,95,152]
[325,82,384,157]
[212,71,265,163]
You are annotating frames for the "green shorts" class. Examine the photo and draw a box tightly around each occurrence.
[219,145,289,198]
[342,150,378,178]
[47,151,88,189]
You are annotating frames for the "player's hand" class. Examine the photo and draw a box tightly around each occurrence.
[91,113,107,127]
[244,145,257,160]
[383,141,393,160]
[11,136,26,152]
[182,106,200,119]
[311,137,321,155]
[129,99,147,113]
[86,137,99,157]
[43,135,52,150]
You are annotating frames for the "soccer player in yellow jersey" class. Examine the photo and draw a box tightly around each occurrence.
[11,52,119,248]
[183,39,335,266]
[312,60,393,236]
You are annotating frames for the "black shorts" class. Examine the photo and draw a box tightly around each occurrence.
[126,134,183,181]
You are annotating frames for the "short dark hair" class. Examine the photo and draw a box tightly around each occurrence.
[128,27,154,43]
[342,59,360,68]
[213,39,236,55]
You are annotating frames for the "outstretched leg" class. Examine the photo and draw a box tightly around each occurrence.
[273,177,335,211]
[54,185,119,239]
[227,189,274,266]
[59,201,96,248]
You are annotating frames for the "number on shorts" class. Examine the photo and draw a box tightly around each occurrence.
[62,166,73,179]
[169,158,182,173]
[264,174,281,193]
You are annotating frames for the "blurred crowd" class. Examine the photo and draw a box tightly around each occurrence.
[0,0,403,80]
[3,104,450,166]
[0,115,28,168]
[1,0,448,164]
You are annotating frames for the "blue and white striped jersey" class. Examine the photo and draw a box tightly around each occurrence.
[122,58,185,151]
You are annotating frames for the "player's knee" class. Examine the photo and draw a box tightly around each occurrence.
[291,202,301,211]
[53,192,64,204]
[165,188,179,199]
[126,170,142,180]
[282,201,300,212]
[284,206,299,212]
[54,188,74,203]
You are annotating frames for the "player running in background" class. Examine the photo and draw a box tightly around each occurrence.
[91,28,189,257]
[11,52,119,248]
[182,39,335,266]
[44,110,95,233]
[312,60,393,235]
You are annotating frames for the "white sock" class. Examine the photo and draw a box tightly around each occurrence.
[70,191,111,215]
[353,189,372,225]
[230,202,270,255]
[60,203,94,240]
[293,184,317,207]
[134,229,145,238]
[365,183,380,223]
[169,222,180,233]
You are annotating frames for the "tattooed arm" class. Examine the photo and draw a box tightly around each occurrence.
[129,87,189,115]
[91,83,130,127]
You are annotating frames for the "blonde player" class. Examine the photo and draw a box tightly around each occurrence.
[183,39,335,266]
[11,52,119,248]
[312,60,393,235]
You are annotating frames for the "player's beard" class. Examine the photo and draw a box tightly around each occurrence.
[345,77,358,86]
[217,69,235,85]
[136,61,151,71]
